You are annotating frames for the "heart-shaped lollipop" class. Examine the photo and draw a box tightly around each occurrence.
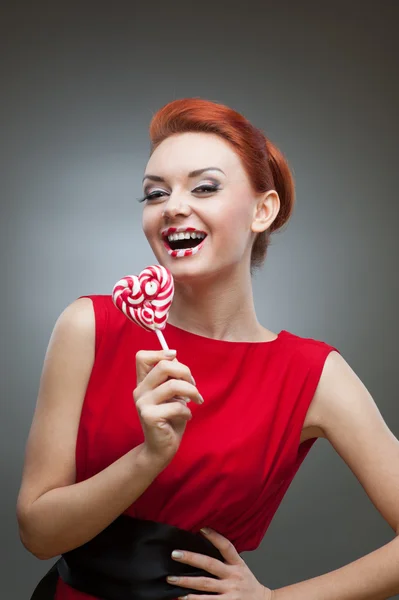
[112,264,174,349]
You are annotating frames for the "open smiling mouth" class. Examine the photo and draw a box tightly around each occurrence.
[162,231,208,258]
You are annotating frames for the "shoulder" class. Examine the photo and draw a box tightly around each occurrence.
[56,296,95,332]
[281,329,339,369]
[53,295,114,348]
[71,294,117,326]
[280,330,341,440]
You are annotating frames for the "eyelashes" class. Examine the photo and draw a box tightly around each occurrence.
[137,184,220,203]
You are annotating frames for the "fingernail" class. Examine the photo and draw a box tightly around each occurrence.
[199,395,204,403]
[165,349,177,356]
[172,550,183,559]
[175,396,191,404]
[200,527,211,535]
[191,375,196,385]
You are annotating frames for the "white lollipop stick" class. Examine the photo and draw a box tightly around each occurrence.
[155,329,169,351]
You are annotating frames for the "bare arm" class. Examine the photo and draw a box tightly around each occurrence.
[272,351,399,600]
[16,298,167,561]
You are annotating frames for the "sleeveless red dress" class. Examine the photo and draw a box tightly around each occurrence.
[54,294,340,599]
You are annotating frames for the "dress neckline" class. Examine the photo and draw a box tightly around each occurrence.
[165,322,287,346]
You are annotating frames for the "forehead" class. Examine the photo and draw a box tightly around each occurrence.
[145,132,241,174]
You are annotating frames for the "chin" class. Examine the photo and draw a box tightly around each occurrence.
[163,259,212,282]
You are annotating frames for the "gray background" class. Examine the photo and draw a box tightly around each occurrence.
[2,1,398,598]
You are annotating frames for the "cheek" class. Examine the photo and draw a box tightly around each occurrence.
[141,211,153,239]
[214,202,251,240]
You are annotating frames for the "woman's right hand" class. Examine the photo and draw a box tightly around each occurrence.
[133,349,204,465]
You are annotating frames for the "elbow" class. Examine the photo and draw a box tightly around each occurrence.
[18,526,54,561]
[18,528,53,561]
[16,508,56,561]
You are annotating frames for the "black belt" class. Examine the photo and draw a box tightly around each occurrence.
[30,515,226,599]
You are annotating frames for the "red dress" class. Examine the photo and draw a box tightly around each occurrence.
[55,294,340,599]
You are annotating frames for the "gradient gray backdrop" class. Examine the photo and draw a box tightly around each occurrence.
[2,1,398,598]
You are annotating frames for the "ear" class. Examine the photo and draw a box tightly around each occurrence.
[251,190,280,233]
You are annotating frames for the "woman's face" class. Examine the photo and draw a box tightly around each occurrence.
[141,131,277,282]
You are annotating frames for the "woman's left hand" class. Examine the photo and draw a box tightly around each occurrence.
[167,527,274,600]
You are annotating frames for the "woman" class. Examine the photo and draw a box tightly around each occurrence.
[18,98,399,600]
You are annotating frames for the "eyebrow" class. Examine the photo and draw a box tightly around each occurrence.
[142,167,225,184]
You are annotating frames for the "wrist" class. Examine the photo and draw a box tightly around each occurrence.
[138,444,172,472]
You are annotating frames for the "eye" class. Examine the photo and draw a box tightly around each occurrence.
[195,184,219,194]
[137,184,220,203]
[137,189,166,203]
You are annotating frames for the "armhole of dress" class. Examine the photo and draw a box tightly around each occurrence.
[291,341,341,467]
[76,295,108,358]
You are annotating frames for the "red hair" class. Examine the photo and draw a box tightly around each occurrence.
[148,98,295,273]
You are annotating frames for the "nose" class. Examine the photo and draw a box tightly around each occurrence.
[162,193,191,219]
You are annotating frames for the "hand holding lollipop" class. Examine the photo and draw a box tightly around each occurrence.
[112,265,203,463]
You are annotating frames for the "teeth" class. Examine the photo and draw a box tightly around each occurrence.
[167,231,206,242]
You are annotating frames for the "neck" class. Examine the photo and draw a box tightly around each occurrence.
[167,265,263,342]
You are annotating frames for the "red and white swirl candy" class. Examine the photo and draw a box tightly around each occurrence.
[112,265,174,349]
